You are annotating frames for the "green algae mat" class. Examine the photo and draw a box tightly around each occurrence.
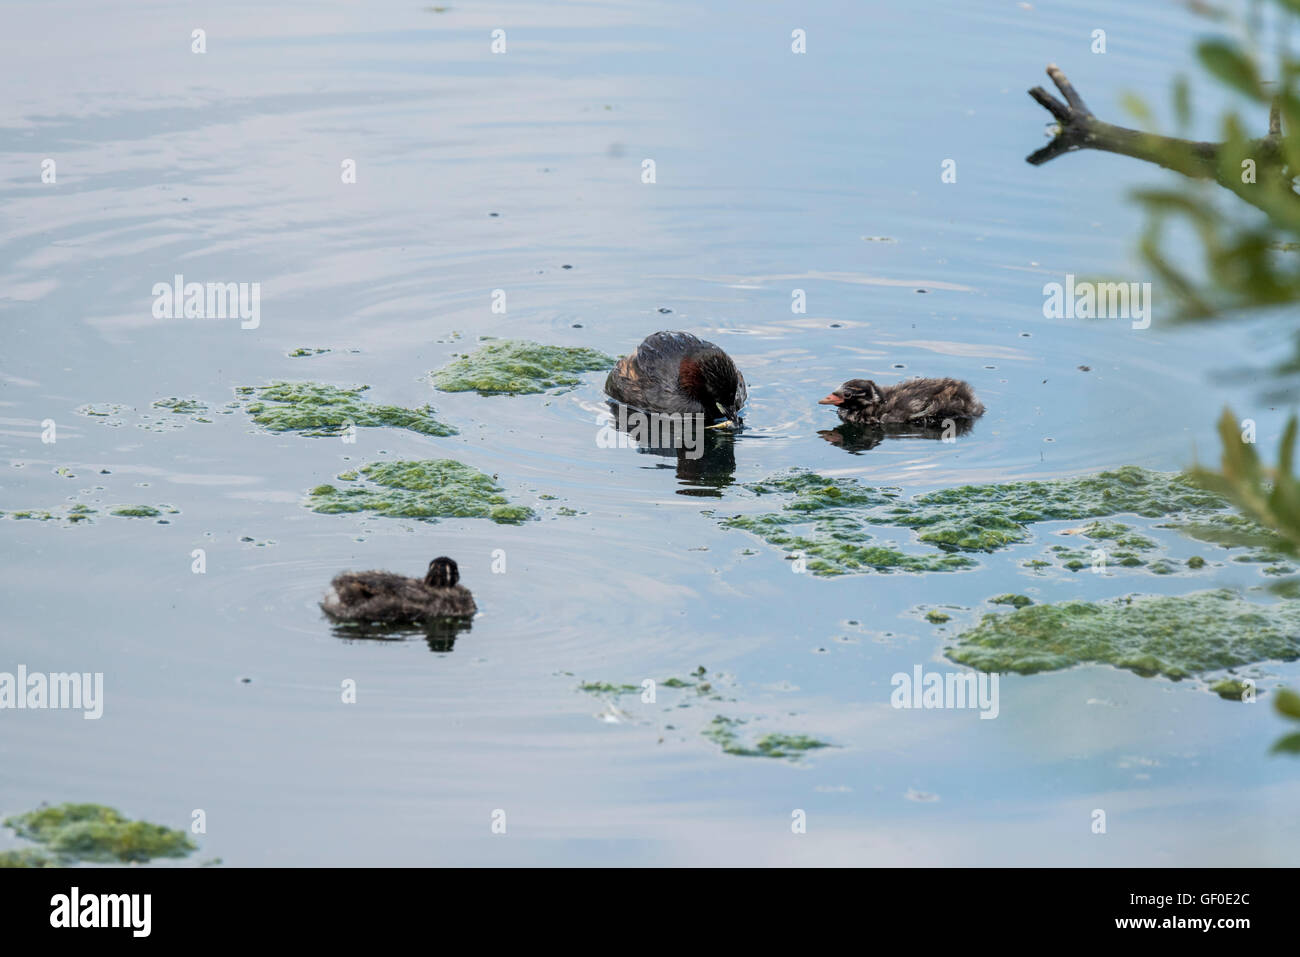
[702,716,832,760]
[718,466,1274,577]
[575,668,833,761]
[1,503,178,525]
[430,340,614,395]
[307,459,534,523]
[78,382,457,437]
[0,803,195,867]
[242,381,456,437]
[945,589,1300,679]
[717,465,1300,688]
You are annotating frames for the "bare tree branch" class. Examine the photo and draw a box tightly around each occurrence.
[1026,64,1299,221]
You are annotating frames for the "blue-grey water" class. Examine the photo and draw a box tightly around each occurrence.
[3,0,1299,865]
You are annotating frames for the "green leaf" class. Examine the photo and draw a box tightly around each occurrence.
[1189,411,1300,565]
[1270,732,1300,754]
[1196,39,1265,101]
[1120,91,1157,129]
[1275,687,1300,720]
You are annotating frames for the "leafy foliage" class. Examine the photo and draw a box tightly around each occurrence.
[1190,409,1300,559]
[1271,687,1300,754]
[1131,6,1300,324]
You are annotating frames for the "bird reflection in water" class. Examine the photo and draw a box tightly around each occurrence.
[818,417,976,454]
[602,401,739,496]
[328,616,472,653]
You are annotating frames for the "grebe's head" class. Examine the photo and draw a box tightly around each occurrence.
[819,379,883,412]
[678,348,744,424]
[425,556,460,588]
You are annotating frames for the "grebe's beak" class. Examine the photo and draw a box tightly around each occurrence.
[709,402,741,429]
[818,392,844,405]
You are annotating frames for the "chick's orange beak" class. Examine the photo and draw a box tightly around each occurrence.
[818,392,844,406]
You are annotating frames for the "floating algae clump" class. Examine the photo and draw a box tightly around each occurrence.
[1075,521,1157,550]
[989,594,1033,609]
[720,473,974,575]
[720,512,978,576]
[109,505,163,518]
[580,681,640,695]
[3,508,56,521]
[1210,678,1255,701]
[79,399,213,430]
[307,459,534,524]
[738,471,899,509]
[0,848,59,867]
[244,382,456,437]
[77,402,129,418]
[152,397,209,418]
[702,716,831,760]
[886,466,1229,551]
[720,466,1243,577]
[430,340,615,395]
[947,590,1300,680]
[579,672,713,697]
[2,504,97,524]
[4,803,196,864]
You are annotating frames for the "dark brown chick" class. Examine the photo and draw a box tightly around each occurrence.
[322,556,476,624]
[819,377,985,427]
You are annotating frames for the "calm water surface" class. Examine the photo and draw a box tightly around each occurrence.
[2,0,1299,865]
